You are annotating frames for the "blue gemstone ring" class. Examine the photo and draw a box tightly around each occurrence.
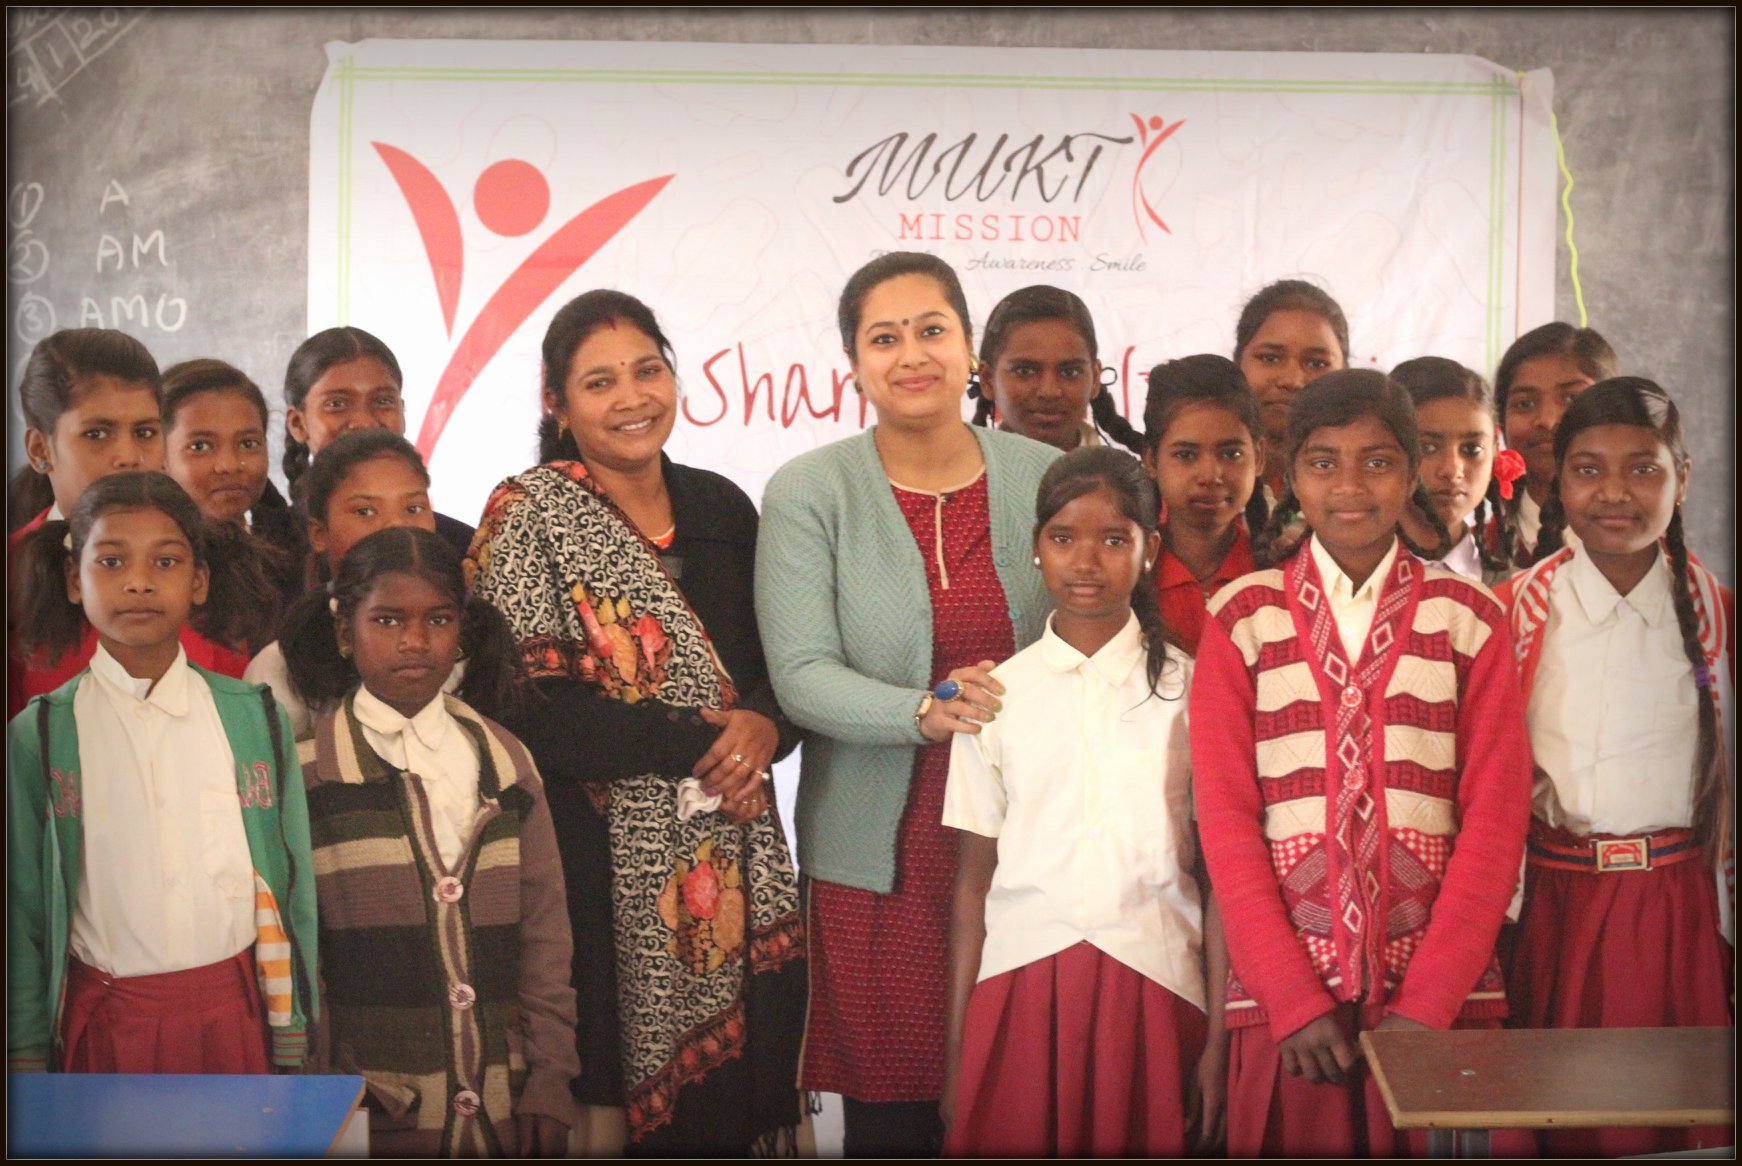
[932,679,963,702]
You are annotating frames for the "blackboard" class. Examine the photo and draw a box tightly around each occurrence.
[6,7,1733,581]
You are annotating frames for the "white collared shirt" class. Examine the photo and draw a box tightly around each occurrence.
[943,613,1204,1007]
[1309,535,1402,662]
[1428,517,1485,584]
[1528,547,1699,836]
[352,686,481,869]
[69,645,256,976]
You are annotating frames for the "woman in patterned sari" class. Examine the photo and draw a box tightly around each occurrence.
[466,290,806,1156]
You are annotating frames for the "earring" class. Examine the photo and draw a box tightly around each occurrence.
[1144,560,1154,571]
[853,379,864,395]
[338,644,350,659]
[1032,555,1041,567]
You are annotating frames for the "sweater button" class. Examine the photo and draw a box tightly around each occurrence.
[433,877,465,904]
[448,983,477,1010]
[453,1089,481,1117]
[1341,684,1362,709]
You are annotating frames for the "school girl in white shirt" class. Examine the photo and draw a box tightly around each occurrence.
[1499,378,1734,1157]
[939,446,1220,1157]
[8,471,317,1074]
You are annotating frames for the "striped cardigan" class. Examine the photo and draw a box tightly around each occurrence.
[301,693,579,1157]
[1192,547,1533,1040]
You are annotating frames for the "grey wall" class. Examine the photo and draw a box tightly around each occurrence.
[7,7,1733,580]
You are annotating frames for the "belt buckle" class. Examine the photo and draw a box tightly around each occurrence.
[1594,837,1651,873]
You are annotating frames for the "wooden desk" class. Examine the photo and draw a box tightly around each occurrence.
[1360,1026,1734,1158]
[8,1073,368,1158]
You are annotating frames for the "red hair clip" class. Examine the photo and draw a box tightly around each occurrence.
[1493,448,1527,501]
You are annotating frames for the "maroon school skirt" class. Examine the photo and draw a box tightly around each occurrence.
[1511,831,1734,1157]
[1226,1004,1538,1159]
[60,948,270,1074]
[944,942,1207,1159]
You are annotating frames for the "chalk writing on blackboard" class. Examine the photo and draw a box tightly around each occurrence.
[65,175,190,333]
[8,8,145,109]
[8,181,49,285]
[9,180,56,343]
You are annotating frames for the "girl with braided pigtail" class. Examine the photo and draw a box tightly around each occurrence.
[972,285,1144,453]
[1492,322,1617,565]
[1499,377,1734,1158]
[1391,356,1520,586]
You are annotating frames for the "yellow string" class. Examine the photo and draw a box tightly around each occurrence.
[1550,110,1589,328]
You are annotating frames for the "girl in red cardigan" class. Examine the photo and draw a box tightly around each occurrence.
[1191,370,1533,1157]
[1140,355,1267,654]
[1500,378,1733,1157]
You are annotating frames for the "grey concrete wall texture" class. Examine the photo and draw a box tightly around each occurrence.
[7,8,1733,582]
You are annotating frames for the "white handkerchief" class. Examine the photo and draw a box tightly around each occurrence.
[676,777,722,822]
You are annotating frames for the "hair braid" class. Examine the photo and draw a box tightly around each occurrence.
[968,382,995,427]
[1664,509,1727,863]
[1530,476,1570,565]
[1469,484,1512,576]
[1253,486,1308,568]
[9,520,85,662]
[1088,389,1144,453]
[282,437,311,498]
[1243,487,1271,547]
[1399,481,1455,561]
[1130,556,1176,696]
[1499,491,1533,567]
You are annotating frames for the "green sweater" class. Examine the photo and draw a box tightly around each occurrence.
[6,666,320,1071]
[754,425,1060,893]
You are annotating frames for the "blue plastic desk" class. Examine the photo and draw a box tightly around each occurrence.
[8,1073,366,1157]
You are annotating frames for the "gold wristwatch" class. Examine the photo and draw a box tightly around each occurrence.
[914,691,935,731]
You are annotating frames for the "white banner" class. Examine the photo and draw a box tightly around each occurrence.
[309,40,1556,525]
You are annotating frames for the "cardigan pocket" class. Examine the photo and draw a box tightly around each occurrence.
[339,1044,423,1130]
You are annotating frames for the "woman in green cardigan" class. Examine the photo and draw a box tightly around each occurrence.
[756,252,1059,1156]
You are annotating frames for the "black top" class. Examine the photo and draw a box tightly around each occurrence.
[503,457,798,783]
[434,510,476,560]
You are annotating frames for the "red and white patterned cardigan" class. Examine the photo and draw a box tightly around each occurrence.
[1192,547,1534,1040]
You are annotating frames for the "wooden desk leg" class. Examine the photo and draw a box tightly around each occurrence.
[1427,1129,1490,1158]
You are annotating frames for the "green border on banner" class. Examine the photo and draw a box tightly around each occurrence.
[331,61,1520,348]
[337,55,355,324]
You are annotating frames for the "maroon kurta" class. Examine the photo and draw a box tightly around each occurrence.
[801,474,1014,1101]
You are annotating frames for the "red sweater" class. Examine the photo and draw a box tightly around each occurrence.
[1191,548,1532,1039]
[1155,524,1254,655]
[7,509,250,721]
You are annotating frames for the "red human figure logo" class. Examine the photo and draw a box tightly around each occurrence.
[1129,114,1186,244]
[372,144,674,459]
